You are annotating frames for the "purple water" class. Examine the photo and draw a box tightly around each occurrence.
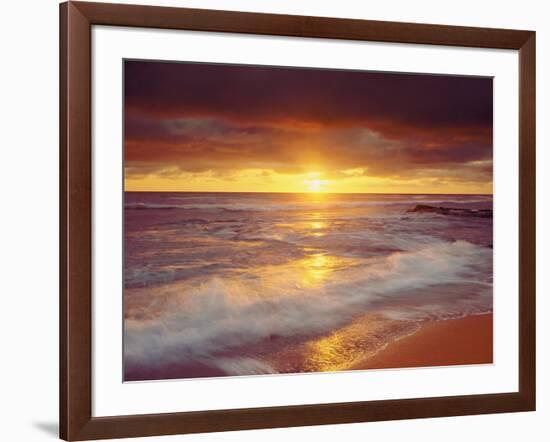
[124,192,493,381]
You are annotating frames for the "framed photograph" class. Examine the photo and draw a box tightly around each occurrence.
[60,1,536,440]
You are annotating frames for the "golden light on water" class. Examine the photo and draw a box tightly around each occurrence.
[305,331,357,372]
[251,249,346,292]
[303,315,419,372]
[297,253,340,287]
[309,220,327,237]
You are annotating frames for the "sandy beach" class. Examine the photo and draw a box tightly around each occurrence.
[353,313,493,371]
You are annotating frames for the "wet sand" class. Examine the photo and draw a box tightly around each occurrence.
[353,313,493,370]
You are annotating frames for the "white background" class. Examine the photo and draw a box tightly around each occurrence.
[0,0,548,441]
[93,26,518,417]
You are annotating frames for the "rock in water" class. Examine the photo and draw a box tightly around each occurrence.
[407,205,492,218]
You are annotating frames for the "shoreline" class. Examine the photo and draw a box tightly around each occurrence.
[352,313,493,371]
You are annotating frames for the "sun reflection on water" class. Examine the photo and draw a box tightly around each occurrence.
[296,253,340,287]
[308,220,327,237]
[302,315,420,372]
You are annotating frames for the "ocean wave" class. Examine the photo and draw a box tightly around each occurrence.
[125,198,491,212]
[124,240,492,373]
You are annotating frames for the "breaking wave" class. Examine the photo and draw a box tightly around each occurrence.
[124,240,492,371]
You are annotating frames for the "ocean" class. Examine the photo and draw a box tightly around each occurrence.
[123,192,493,381]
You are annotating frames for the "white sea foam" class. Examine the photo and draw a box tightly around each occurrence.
[208,357,276,375]
[124,240,492,371]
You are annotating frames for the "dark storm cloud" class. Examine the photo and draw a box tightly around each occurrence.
[124,60,493,182]
[125,60,492,129]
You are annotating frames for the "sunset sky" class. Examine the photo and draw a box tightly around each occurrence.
[124,60,493,194]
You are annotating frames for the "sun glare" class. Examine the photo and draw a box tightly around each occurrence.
[307,179,322,192]
[304,172,326,192]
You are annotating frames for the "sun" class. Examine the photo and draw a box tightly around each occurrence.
[307,179,322,192]
[303,172,328,193]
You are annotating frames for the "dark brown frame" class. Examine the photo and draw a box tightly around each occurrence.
[60,1,536,440]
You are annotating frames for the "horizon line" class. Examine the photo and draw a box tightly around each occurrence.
[124,190,493,196]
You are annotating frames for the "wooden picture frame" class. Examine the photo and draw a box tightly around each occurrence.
[60,1,536,440]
